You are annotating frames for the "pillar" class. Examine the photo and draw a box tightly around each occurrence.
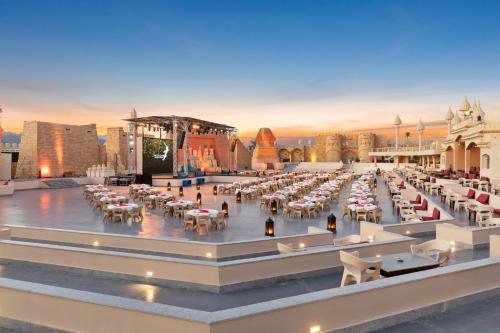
[172,120,178,177]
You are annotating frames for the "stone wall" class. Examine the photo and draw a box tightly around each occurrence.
[235,139,252,170]
[16,121,100,178]
[106,127,128,172]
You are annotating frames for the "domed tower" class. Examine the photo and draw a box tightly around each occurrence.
[357,133,375,163]
[325,134,342,162]
[445,107,454,135]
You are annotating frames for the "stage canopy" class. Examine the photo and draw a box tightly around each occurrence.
[124,116,235,134]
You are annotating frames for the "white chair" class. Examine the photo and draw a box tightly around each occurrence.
[410,239,451,266]
[340,251,382,287]
[277,242,305,254]
[333,235,362,246]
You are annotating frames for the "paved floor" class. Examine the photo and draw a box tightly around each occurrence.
[379,295,500,333]
[0,177,400,242]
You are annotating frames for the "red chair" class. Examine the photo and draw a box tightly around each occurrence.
[414,199,428,211]
[421,208,440,221]
[410,194,421,204]
[476,193,490,205]
[467,189,476,199]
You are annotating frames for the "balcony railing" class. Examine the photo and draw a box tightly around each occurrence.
[370,145,438,153]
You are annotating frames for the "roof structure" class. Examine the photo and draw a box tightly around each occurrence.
[124,115,235,133]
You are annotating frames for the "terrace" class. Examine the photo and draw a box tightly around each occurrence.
[0,170,498,332]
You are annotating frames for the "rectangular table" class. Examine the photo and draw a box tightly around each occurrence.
[367,252,440,277]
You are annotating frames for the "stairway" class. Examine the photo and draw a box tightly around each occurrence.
[41,178,81,189]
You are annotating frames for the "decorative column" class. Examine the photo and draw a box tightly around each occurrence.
[393,114,402,149]
[172,119,178,177]
[417,118,425,151]
[127,108,137,174]
[183,121,189,173]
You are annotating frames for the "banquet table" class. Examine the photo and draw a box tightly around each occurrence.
[100,195,126,203]
[348,203,378,211]
[166,200,193,208]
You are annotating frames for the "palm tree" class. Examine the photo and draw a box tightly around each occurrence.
[404,132,411,145]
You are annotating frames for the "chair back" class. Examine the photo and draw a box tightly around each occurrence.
[431,208,440,220]
[477,193,490,205]
[467,189,476,199]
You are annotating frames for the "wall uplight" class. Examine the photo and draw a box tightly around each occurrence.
[206,252,213,258]
[40,165,50,177]
[299,243,305,249]
[146,271,154,277]
[368,235,374,243]
[310,325,321,333]
[93,241,99,246]
[405,230,411,235]
[449,241,456,246]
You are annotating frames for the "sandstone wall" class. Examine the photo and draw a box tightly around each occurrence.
[15,121,100,178]
[106,128,128,171]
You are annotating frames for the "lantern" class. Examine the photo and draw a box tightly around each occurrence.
[265,217,275,237]
[222,201,229,216]
[271,200,278,214]
[327,213,337,233]
[196,192,202,205]
[236,191,242,203]
[213,185,218,195]
[196,183,201,190]
[179,186,184,197]
[167,182,171,191]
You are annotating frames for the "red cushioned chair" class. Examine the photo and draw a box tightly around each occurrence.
[431,178,436,183]
[476,193,490,205]
[422,208,440,221]
[414,199,428,211]
[467,189,476,199]
[494,209,500,215]
[410,194,421,204]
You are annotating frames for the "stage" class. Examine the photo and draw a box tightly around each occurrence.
[151,174,259,187]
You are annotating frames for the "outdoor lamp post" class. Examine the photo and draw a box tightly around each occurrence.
[213,185,218,195]
[179,186,184,197]
[167,182,171,191]
[196,192,202,205]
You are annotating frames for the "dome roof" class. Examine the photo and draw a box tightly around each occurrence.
[417,118,425,131]
[459,96,471,112]
[445,107,454,121]
[393,114,402,126]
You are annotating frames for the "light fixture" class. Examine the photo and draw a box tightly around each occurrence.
[265,217,275,237]
[406,230,411,235]
[299,243,305,249]
[236,191,242,203]
[271,200,278,214]
[310,325,321,333]
[196,183,201,190]
[179,186,184,197]
[213,185,218,195]
[222,201,229,216]
[146,271,153,277]
[327,213,337,233]
[449,241,456,246]
[376,254,381,258]
[93,241,99,246]
[368,235,374,243]
[197,192,202,205]
[167,182,171,191]
[206,252,212,258]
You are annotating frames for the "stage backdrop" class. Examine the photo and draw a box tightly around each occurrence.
[142,138,173,175]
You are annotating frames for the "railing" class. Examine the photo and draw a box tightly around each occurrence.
[370,145,437,153]
[1,143,20,153]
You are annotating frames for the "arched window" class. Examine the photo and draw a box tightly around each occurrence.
[482,154,490,169]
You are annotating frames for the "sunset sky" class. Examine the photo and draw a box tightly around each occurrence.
[1,0,500,138]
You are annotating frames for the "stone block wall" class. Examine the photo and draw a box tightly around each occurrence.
[106,127,128,171]
[16,121,100,178]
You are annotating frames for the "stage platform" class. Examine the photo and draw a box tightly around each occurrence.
[152,174,259,187]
